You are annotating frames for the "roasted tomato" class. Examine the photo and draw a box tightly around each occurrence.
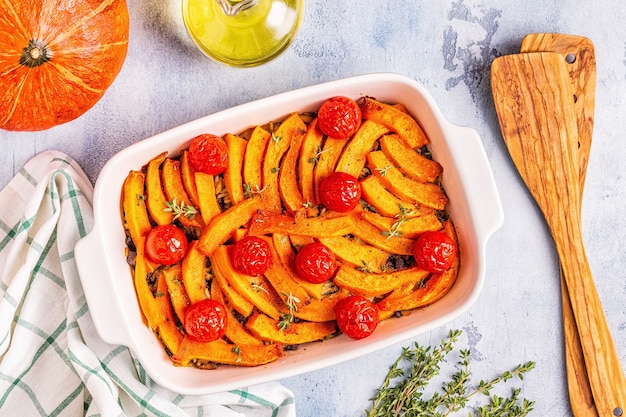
[334,295,379,340]
[184,299,228,342]
[231,236,273,276]
[413,230,457,273]
[317,96,362,139]
[295,242,338,284]
[318,171,361,213]
[188,133,229,174]
[145,224,188,265]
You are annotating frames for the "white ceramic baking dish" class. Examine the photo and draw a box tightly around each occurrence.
[75,72,503,395]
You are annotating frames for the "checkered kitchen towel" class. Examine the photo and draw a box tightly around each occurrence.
[0,151,296,417]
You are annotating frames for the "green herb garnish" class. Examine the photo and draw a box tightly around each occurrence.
[278,292,301,331]
[366,329,535,417]
[164,198,198,220]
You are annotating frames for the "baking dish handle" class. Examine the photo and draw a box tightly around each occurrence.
[75,229,131,346]
[447,124,505,243]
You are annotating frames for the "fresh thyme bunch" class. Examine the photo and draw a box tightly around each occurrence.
[366,329,535,417]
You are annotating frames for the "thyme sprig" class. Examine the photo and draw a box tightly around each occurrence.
[376,165,392,177]
[278,292,300,331]
[164,198,198,220]
[382,204,414,239]
[357,260,374,274]
[366,329,535,417]
[308,145,333,164]
[244,183,268,199]
[251,281,269,294]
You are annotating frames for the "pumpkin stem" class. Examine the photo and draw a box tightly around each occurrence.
[20,40,51,68]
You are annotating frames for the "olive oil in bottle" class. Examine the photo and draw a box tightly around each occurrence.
[183,0,303,67]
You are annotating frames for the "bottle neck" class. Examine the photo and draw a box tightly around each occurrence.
[215,0,258,16]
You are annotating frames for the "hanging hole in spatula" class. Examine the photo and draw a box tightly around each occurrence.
[565,53,578,103]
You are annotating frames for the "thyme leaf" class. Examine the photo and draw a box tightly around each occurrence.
[375,165,392,177]
[278,292,300,331]
[164,198,198,220]
[382,204,414,239]
[244,183,268,199]
[366,329,535,417]
[251,281,269,294]
[357,260,373,274]
[308,145,333,164]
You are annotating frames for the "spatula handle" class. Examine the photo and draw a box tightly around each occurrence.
[554,232,626,417]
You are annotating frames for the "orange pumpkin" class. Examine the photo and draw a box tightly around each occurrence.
[0,0,130,131]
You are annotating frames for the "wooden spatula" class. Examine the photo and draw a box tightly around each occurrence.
[491,52,626,417]
[520,33,598,417]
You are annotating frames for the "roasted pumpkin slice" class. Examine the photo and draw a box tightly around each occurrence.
[334,264,430,297]
[246,313,337,345]
[378,262,458,314]
[261,236,311,306]
[298,119,325,206]
[179,150,200,208]
[360,210,442,239]
[360,97,428,148]
[210,245,283,320]
[293,290,349,322]
[197,196,264,256]
[288,234,316,249]
[279,118,307,212]
[360,176,434,218]
[145,152,174,226]
[122,170,151,244]
[368,151,448,210]
[181,240,209,304]
[132,243,165,330]
[158,319,184,357]
[195,172,222,225]
[377,282,415,320]
[248,210,356,237]
[224,133,247,205]
[123,172,167,329]
[243,126,271,192]
[263,113,306,209]
[317,236,389,273]
[272,233,325,299]
[335,120,390,178]
[313,136,346,200]
[377,220,459,312]
[154,268,184,355]
[351,218,415,255]
[211,279,263,346]
[380,134,442,183]
[161,157,204,231]
[172,337,283,367]
[161,263,191,323]
[210,254,255,318]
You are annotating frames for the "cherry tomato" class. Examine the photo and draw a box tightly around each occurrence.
[317,96,362,139]
[188,133,229,175]
[412,231,457,273]
[318,171,361,212]
[184,299,228,342]
[231,236,273,276]
[145,224,188,265]
[334,295,379,340]
[295,242,337,284]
